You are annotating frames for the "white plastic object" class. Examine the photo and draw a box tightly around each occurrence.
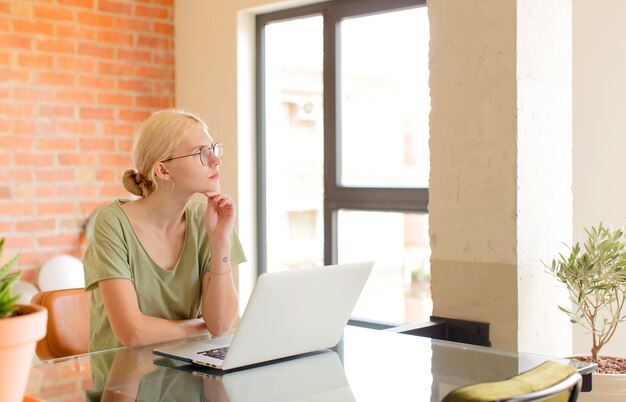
[37,255,85,291]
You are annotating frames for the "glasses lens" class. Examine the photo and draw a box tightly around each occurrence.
[200,146,211,166]
[213,143,223,159]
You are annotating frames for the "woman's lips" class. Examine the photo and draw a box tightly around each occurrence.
[209,172,220,180]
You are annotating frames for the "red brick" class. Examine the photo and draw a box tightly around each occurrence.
[98,31,133,45]
[154,81,176,94]
[57,57,96,73]
[135,4,168,19]
[0,52,9,65]
[80,107,114,120]
[36,170,76,181]
[57,90,95,104]
[118,79,151,92]
[98,61,134,75]
[117,48,151,63]
[39,233,80,246]
[80,201,106,214]
[56,25,95,41]
[135,95,171,108]
[135,65,172,79]
[37,138,77,151]
[99,153,130,166]
[0,103,33,117]
[154,22,173,35]
[153,0,174,6]
[15,153,55,166]
[13,120,55,135]
[4,236,34,249]
[103,123,135,136]
[59,153,95,166]
[13,88,54,102]
[0,17,8,31]
[39,105,76,118]
[98,93,132,105]
[13,19,54,35]
[0,186,11,199]
[0,203,33,215]
[97,169,118,182]
[18,54,53,68]
[78,43,115,59]
[154,54,174,66]
[58,0,94,8]
[0,152,11,165]
[0,34,31,50]
[16,219,56,232]
[99,0,132,15]
[0,69,30,82]
[118,108,150,121]
[118,139,132,151]
[80,138,115,151]
[37,202,76,215]
[57,121,96,135]
[80,75,115,89]
[34,6,74,21]
[36,72,76,86]
[99,184,127,198]
[115,17,150,32]
[0,2,9,13]
[10,2,32,17]
[77,11,113,27]
[0,136,32,149]
[137,35,170,49]
[36,39,75,54]
[0,120,10,131]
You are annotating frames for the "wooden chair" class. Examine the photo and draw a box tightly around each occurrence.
[442,361,582,402]
[30,288,90,360]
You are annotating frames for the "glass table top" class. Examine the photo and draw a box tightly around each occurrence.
[25,325,595,402]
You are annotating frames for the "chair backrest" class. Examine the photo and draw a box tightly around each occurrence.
[31,288,90,360]
[442,361,582,402]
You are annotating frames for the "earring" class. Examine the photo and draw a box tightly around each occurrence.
[162,180,175,193]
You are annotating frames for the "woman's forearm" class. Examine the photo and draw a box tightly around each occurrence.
[201,241,239,336]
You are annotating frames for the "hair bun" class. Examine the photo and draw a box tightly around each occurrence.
[122,169,154,197]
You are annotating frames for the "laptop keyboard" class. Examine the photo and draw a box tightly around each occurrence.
[197,346,229,360]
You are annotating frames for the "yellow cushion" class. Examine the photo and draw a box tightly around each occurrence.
[442,361,577,402]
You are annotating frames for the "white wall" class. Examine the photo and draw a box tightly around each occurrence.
[573,0,626,357]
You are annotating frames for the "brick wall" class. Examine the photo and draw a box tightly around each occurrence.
[0,0,175,282]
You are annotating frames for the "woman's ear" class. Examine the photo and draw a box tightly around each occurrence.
[153,162,171,181]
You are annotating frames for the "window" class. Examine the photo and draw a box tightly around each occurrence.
[257,0,429,325]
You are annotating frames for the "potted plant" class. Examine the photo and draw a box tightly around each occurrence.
[0,238,47,402]
[547,223,626,401]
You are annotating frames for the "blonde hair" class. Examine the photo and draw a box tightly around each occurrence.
[122,109,208,197]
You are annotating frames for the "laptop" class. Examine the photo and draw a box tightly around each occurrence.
[153,261,373,370]
[152,350,356,402]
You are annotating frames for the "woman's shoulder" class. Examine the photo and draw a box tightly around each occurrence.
[186,200,208,218]
[93,200,131,228]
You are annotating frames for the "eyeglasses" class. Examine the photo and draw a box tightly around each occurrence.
[161,143,223,166]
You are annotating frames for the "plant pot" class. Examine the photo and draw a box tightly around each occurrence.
[578,371,626,401]
[0,304,47,402]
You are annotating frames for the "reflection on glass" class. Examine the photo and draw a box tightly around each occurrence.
[340,8,430,188]
[338,210,431,323]
[264,16,324,272]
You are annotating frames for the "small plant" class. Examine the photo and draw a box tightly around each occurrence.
[0,238,21,318]
[547,223,626,363]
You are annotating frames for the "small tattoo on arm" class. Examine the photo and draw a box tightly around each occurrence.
[223,256,228,263]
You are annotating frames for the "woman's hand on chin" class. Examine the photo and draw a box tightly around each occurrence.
[204,191,235,242]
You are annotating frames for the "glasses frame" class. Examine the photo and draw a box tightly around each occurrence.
[161,143,223,166]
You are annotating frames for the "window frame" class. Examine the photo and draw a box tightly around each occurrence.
[256,0,429,301]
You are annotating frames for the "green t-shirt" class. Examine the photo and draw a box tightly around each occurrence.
[83,199,246,352]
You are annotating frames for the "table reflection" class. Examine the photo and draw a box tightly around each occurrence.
[25,326,595,402]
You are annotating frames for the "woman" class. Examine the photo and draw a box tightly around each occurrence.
[83,109,246,352]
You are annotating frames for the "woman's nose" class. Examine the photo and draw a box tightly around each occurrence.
[208,151,221,167]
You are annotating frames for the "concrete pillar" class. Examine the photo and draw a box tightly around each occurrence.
[429,0,572,355]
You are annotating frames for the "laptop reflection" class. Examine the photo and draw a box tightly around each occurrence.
[152,350,355,402]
